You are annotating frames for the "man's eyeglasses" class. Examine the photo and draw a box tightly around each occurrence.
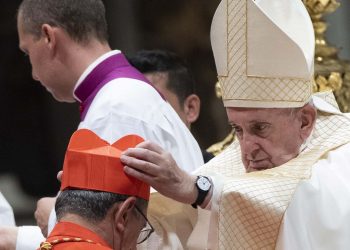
[134,205,154,244]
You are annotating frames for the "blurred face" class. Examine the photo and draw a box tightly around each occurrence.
[144,72,188,126]
[227,107,305,172]
[119,211,145,250]
[111,203,151,250]
[17,14,74,102]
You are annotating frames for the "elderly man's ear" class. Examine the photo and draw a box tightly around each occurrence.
[299,104,317,141]
[113,197,136,233]
[183,94,201,126]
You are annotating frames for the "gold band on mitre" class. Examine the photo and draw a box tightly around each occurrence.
[218,76,313,108]
[211,0,315,108]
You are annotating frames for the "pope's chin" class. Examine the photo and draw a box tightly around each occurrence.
[245,159,273,173]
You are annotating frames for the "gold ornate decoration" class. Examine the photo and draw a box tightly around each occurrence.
[206,81,235,156]
[207,129,235,156]
[207,1,350,156]
[39,237,98,250]
[303,0,350,112]
[39,242,53,250]
[199,92,350,249]
[215,81,222,99]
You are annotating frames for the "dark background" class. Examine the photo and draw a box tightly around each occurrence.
[0,0,349,224]
[0,0,228,222]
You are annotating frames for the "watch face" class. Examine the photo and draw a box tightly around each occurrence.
[197,176,211,191]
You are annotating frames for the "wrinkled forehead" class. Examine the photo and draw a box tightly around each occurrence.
[226,107,291,123]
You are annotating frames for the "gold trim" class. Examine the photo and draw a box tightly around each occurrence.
[200,99,350,248]
[40,237,101,249]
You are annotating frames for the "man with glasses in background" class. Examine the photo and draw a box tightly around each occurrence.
[39,129,153,250]
[121,0,350,249]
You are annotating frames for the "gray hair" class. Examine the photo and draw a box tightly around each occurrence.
[56,190,147,223]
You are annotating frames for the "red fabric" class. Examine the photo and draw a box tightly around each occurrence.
[60,129,150,200]
[43,222,112,250]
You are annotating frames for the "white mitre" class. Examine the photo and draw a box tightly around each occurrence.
[211,0,315,108]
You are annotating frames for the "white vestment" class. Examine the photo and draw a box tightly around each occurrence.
[276,143,350,250]
[16,50,203,250]
[142,93,350,250]
[188,93,350,250]
[1,193,43,250]
[0,192,15,226]
[191,142,350,250]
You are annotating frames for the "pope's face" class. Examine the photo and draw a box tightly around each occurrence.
[226,107,304,172]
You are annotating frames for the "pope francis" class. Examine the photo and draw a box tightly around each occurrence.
[121,0,350,249]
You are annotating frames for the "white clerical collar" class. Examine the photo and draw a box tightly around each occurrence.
[73,50,121,101]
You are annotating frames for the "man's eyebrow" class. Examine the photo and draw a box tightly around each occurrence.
[248,120,270,124]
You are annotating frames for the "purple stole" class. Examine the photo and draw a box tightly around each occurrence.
[74,52,164,121]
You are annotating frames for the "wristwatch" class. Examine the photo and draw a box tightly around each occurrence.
[191,175,212,208]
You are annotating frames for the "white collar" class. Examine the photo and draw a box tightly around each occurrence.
[73,50,121,101]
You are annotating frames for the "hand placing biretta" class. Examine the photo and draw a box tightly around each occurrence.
[60,129,149,200]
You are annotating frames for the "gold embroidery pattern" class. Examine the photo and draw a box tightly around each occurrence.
[198,94,350,249]
[220,0,312,108]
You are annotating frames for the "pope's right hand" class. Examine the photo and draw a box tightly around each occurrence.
[121,141,198,204]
